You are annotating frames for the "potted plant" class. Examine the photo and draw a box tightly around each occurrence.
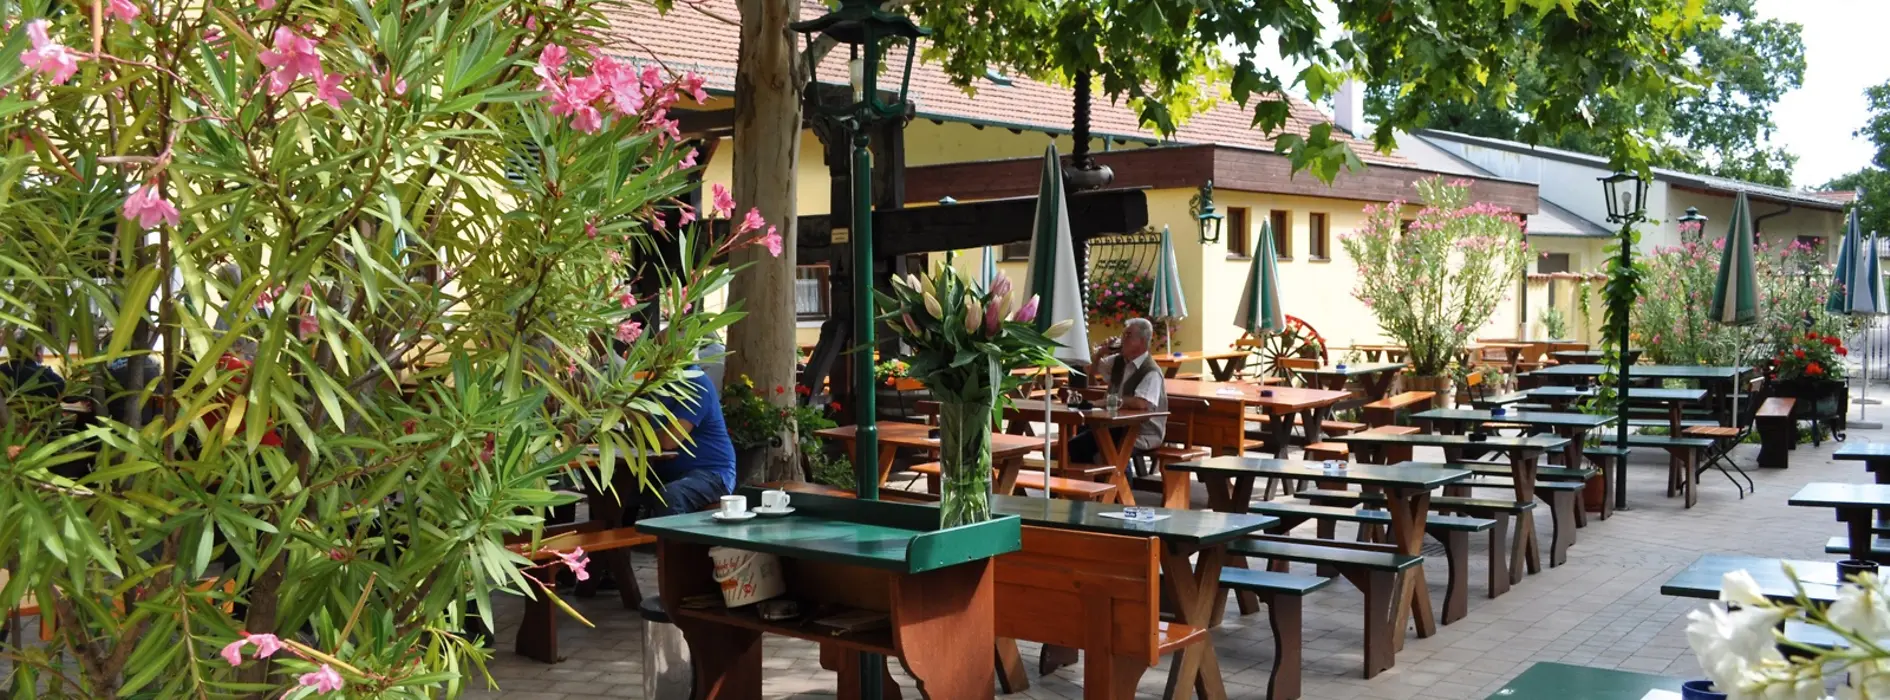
[1768,331,1849,430]
[873,357,932,420]
[876,265,1068,527]
[1342,177,1529,406]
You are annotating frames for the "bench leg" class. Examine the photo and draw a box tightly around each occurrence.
[1265,593,1305,700]
[1487,515,1511,598]
[1595,457,1615,520]
[1094,652,1147,700]
[515,583,560,663]
[994,639,1029,694]
[825,646,905,700]
[600,549,641,608]
[1344,568,1397,679]
[1544,491,1576,568]
[1757,418,1792,468]
[1512,505,1541,582]
[1038,644,1079,676]
[1436,529,1469,624]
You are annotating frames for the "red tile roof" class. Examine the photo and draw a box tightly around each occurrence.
[598,1,1412,167]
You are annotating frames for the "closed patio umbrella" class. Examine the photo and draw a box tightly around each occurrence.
[1148,225,1189,355]
[1830,204,1876,314]
[1709,192,1759,428]
[1235,220,1286,334]
[1024,145,1090,495]
[979,245,999,292]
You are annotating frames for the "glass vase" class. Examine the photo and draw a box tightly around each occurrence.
[935,392,995,528]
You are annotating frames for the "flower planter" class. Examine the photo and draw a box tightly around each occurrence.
[876,385,934,422]
[1774,378,1847,442]
[1398,374,1452,410]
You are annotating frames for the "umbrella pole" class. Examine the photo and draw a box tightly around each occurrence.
[1043,371,1054,501]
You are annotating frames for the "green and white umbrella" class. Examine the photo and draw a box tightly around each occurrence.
[1148,225,1188,354]
[1235,220,1286,334]
[979,245,1000,291]
[1023,144,1089,495]
[1710,192,1759,325]
[1830,205,1881,314]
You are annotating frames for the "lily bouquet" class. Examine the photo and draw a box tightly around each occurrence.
[876,261,1072,525]
[1686,567,1890,699]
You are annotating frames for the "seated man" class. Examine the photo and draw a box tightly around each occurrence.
[1066,318,1167,464]
[635,367,737,519]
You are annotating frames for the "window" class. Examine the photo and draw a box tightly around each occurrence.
[1226,207,1251,259]
[1537,253,1571,274]
[1269,210,1292,259]
[1001,241,1031,261]
[795,265,831,321]
[1308,213,1330,260]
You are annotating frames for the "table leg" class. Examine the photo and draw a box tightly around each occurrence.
[1301,408,1326,446]
[1095,427,1140,506]
[877,444,899,486]
[1365,372,1398,404]
[1383,489,1436,652]
[1161,544,1230,700]
[1845,508,1880,564]
[891,559,999,700]
[1507,451,1542,583]
[1876,463,1890,535]
[1203,476,1262,618]
[994,639,1029,693]
[994,456,1023,496]
[1269,410,1295,458]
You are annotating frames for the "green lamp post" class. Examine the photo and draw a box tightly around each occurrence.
[792,0,926,504]
[1677,206,1708,243]
[1600,171,1649,473]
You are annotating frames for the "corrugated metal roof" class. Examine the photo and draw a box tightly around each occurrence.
[600,1,1412,166]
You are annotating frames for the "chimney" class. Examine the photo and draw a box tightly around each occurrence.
[1333,79,1366,138]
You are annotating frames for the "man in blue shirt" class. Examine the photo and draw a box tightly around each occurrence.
[636,368,736,518]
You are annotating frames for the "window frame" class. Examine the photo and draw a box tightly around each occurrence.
[794,264,832,322]
[1269,209,1292,260]
[1225,206,1252,260]
[1307,212,1330,261]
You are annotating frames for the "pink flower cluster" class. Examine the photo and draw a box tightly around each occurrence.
[122,184,180,229]
[535,44,706,137]
[20,20,81,84]
[257,27,352,108]
[219,632,345,694]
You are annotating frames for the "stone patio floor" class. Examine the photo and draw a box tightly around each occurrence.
[469,412,1883,699]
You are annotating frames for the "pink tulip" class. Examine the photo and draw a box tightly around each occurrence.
[1012,294,1040,324]
[20,20,81,84]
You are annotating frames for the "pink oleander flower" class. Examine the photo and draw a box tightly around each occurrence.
[607,249,623,265]
[711,183,734,217]
[312,72,351,109]
[257,0,276,8]
[219,639,247,666]
[378,69,407,96]
[219,632,284,666]
[616,320,643,344]
[678,204,697,225]
[738,207,765,234]
[107,0,140,22]
[299,313,320,338]
[21,20,81,84]
[554,546,590,581]
[569,104,602,133]
[619,290,635,308]
[122,185,180,229]
[297,665,344,693]
[585,220,598,239]
[679,149,699,169]
[259,27,322,96]
[682,72,708,102]
[758,225,782,257]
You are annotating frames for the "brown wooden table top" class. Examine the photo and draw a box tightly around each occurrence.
[816,422,1041,457]
[1002,399,1167,428]
[1153,350,1249,366]
[1163,380,1350,413]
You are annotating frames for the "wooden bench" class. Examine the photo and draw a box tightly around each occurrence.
[1453,479,1586,567]
[506,526,654,663]
[1152,396,1215,472]
[1458,461,1600,528]
[1755,397,1798,469]
[1228,537,1421,678]
[1361,391,1438,427]
[1249,502,1493,624]
[1299,488,1534,594]
[1300,426,1423,465]
[908,462,1117,501]
[995,526,1212,699]
[1216,568,1335,700]
[1601,434,1716,508]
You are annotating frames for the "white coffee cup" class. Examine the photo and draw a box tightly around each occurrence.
[719,495,748,517]
[761,489,790,510]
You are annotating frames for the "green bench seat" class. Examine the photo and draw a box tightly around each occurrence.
[1249,501,1494,624]
[1215,567,1333,697]
[1824,536,1890,557]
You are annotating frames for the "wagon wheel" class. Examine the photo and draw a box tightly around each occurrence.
[1248,316,1329,379]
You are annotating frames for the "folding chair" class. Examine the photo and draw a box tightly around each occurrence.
[1680,377,1763,497]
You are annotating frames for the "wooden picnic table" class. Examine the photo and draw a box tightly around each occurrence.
[1165,456,1470,672]
[1661,554,1846,604]
[1153,349,1252,382]
[1290,362,1406,404]
[1349,344,1407,363]
[1412,408,1613,466]
[815,423,1040,495]
[1548,349,1639,365]
[1330,432,1568,583]
[1789,482,1890,565]
[1164,380,1350,456]
[1835,441,1890,485]
[1466,341,1531,374]
[1001,399,1167,505]
[988,495,1275,700]
[1482,662,1684,699]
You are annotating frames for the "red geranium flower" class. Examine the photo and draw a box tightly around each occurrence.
[1807,362,1824,376]
[830,401,844,412]
[1807,331,1820,340]
[796,384,811,396]
[775,385,786,395]
[1824,336,1842,347]
[1794,349,1806,359]
[1839,347,1850,356]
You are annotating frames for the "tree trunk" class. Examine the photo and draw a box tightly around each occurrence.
[729,0,803,484]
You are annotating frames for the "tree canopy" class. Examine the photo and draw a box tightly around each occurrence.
[1363,0,1805,187]
[1820,79,1890,238]
[906,0,1708,180]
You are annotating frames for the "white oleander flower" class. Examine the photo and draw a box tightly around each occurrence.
[1721,570,1768,607]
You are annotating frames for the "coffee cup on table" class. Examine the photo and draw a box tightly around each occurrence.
[719,495,748,517]
[761,489,791,510]
[1839,559,1878,582]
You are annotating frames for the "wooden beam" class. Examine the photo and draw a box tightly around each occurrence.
[793,188,1150,261]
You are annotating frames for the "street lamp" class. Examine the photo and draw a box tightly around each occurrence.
[1677,206,1708,242]
[1599,171,1648,505]
[793,0,926,506]
[1193,180,1226,245]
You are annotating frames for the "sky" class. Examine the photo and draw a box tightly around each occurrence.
[1754,0,1890,188]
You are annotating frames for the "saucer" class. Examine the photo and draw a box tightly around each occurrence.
[753,506,796,517]
[712,511,758,522]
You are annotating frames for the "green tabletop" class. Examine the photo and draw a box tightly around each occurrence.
[1788,482,1890,509]
[1294,362,1405,378]
[1523,386,1709,403]
[1483,662,1684,699]
[1529,364,1746,380]
[1660,554,1841,604]
[636,492,1022,574]
[1329,432,1569,451]
[990,495,1274,547]
[1835,442,1890,462]
[1413,409,1615,429]
[1166,456,1471,489]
